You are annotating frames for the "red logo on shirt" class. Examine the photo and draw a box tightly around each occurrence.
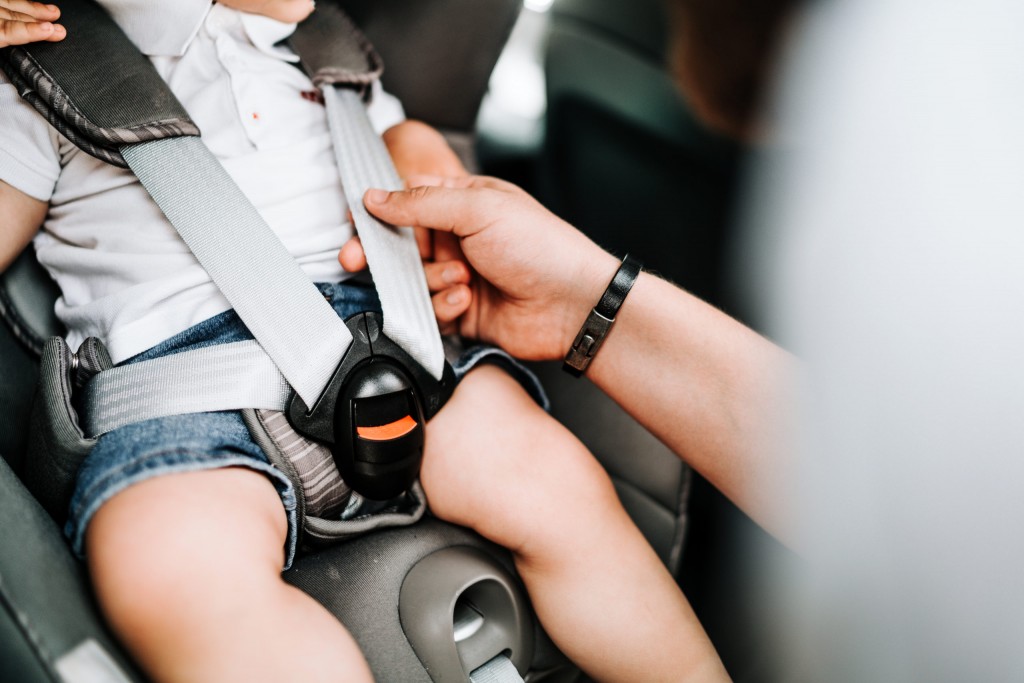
[301,90,325,106]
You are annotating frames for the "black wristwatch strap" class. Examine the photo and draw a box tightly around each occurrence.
[563,254,642,377]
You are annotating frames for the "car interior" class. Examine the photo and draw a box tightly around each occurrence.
[0,0,789,681]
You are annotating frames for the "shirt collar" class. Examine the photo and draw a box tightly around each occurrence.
[95,1,300,60]
[96,0,213,57]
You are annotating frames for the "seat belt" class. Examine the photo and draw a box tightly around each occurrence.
[110,3,446,403]
[103,6,454,500]
[470,654,526,683]
[118,136,352,410]
[322,84,445,382]
[3,0,455,499]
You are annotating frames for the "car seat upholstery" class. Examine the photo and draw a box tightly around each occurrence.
[0,1,691,679]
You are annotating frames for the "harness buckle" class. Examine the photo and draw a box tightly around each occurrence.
[287,312,456,500]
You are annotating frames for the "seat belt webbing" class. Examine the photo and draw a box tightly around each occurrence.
[83,340,289,435]
[112,84,447,413]
[121,137,350,409]
[469,654,525,683]
[323,86,445,381]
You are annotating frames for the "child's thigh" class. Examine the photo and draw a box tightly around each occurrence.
[422,365,617,551]
[86,467,289,622]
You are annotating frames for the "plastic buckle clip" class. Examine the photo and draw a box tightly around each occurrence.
[287,312,456,500]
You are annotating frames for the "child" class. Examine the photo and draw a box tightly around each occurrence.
[0,1,726,681]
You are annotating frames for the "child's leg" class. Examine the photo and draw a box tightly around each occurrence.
[423,365,729,683]
[86,467,372,683]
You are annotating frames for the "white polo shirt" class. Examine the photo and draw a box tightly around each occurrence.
[0,1,404,362]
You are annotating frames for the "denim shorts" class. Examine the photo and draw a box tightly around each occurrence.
[65,281,547,569]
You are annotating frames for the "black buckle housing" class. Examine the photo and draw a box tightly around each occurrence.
[288,312,456,500]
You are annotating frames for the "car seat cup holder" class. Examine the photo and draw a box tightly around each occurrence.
[287,312,456,500]
[400,546,534,682]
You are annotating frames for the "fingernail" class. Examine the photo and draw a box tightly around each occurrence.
[446,289,464,305]
[365,189,388,204]
[48,4,59,11]
[442,267,459,284]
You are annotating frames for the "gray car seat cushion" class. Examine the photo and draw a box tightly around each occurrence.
[0,457,141,682]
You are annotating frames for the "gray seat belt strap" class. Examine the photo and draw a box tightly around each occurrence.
[469,654,525,683]
[323,86,446,381]
[84,11,447,433]
[120,138,351,408]
[82,340,290,436]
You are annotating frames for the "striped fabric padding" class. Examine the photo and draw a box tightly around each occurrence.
[3,49,201,168]
[256,409,352,519]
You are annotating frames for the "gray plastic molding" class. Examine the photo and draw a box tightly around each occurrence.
[400,546,534,682]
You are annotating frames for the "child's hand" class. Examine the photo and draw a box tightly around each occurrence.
[0,1,64,48]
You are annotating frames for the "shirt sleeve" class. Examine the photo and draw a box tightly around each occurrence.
[367,80,407,135]
[0,70,62,201]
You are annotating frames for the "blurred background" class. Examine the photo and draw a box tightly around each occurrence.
[474,2,791,680]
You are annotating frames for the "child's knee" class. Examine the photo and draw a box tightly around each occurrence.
[86,468,289,634]
[422,365,618,552]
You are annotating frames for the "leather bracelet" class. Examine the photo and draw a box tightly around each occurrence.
[562,254,642,377]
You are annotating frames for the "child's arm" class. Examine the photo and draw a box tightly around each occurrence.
[0,180,47,271]
[383,120,466,181]
[0,1,65,47]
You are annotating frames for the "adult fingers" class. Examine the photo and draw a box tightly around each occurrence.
[424,260,471,293]
[432,285,471,324]
[338,235,367,273]
[364,184,507,237]
[404,173,523,195]
[404,177,453,259]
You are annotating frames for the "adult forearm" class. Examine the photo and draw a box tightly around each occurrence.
[359,178,799,541]
[585,272,797,543]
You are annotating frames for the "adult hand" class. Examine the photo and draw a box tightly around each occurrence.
[0,1,64,47]
[361,175,618,361]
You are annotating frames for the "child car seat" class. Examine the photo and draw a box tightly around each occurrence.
[0,1,691,680]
